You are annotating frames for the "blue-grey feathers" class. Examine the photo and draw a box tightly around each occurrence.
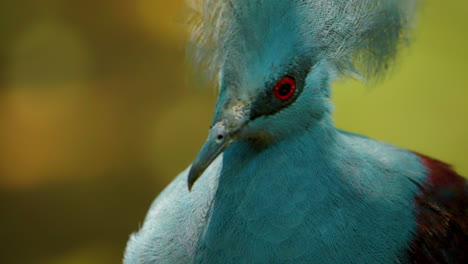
[188,0,419,81]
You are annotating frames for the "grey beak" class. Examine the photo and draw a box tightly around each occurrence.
[187,121,237,191]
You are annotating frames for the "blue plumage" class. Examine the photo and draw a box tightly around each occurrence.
[126,129,428,263]
[188,0,417,81]
[125,0,466,263]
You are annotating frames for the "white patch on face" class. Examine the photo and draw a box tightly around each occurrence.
[229,101,250,122]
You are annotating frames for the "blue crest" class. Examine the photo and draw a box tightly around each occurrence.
[188,0,419,82]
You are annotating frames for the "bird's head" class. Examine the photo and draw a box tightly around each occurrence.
[187,0,418,190]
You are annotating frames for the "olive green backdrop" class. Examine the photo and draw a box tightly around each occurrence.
[0,1,466,263]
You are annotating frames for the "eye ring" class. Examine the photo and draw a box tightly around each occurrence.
[274,76,296,101]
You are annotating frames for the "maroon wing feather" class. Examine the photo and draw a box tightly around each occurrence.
[406,153,467,264]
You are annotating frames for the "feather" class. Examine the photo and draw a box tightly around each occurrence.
[187,0,420,82]
[406,153,467,264]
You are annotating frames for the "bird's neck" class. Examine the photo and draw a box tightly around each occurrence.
[217,115,342,193]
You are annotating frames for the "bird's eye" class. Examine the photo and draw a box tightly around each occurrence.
[274,76,296,101]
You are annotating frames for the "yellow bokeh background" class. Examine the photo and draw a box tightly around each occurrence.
[0,1,466,263]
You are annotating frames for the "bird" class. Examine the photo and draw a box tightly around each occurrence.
[124,0,467,263]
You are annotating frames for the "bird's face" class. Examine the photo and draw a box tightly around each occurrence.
[188,20,334,189]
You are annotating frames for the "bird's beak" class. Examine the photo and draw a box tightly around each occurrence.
[187,118,245,191]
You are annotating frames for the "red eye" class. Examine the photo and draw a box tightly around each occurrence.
[274,76,296,101]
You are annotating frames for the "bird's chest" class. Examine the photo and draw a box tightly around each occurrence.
[182,142,420,264]
[192,192,413,264]
[193,186,312,263]
[189,170,416,264]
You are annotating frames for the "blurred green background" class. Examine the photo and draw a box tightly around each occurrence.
[0,0,466,263]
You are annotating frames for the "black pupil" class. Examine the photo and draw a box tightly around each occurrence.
[278,83,291,96]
